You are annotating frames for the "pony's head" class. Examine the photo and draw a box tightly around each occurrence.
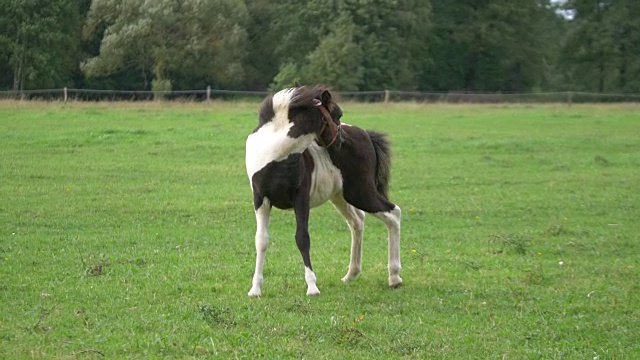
[257,84,343,148]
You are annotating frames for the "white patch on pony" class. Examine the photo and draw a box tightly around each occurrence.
[305,266,320,296]
[306,143,343,208]
[246,88,315,185]
[272,87,296,117]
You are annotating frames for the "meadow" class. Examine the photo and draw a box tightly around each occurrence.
[0,101,638,359]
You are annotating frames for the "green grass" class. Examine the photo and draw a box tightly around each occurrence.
[1,101,639,359]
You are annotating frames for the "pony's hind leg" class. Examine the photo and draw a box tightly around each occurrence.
[372,205,402,288]
[248,199,271,297]
[331,194,365,282]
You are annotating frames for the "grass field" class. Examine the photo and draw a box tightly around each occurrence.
[1,101,639,359]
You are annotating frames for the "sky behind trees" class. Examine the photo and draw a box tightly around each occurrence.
[1,0,639,93]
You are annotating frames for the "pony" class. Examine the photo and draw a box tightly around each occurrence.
[245,84,402,296]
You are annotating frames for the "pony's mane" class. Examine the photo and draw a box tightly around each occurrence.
[289,85,333,109]
[271,88,296,114]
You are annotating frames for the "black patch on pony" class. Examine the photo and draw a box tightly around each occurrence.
[326,126,395,213]
[251,151,314,210]
[254,96,275,133]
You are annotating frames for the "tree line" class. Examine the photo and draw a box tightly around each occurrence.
[1,0,639,94]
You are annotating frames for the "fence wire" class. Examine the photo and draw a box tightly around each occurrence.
[1,88,640,103]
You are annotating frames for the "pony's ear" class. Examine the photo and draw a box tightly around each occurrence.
[321,90,332,105]
[294,81,302,88]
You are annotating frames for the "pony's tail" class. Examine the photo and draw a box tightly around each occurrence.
[368,131,392,198]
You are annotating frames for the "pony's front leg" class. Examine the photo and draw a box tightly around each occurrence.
[248,199,271,297]
[294,196,320,296]
[373,205,403,288]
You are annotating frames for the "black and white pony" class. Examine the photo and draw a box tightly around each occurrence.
[245,85,402,297]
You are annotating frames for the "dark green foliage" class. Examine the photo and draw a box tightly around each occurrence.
[0,0,84,90]
[266,0,431,91]
[422,0,563,92]
[561,0,640,93]
[81,0,249,90]
[0,0,638,92]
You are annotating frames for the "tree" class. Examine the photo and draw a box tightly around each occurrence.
[243,0,281,89]
[613,0,640,92]
[82,0,249,90]
[422,0,561,92]
[347,0,431,90]
[303,19,363,91]
[561,0,640,93]
[561,0,616,92]
[271,16,364,91]
[267,0,431,91]
[254,0,335,90]
[0,0,83,91]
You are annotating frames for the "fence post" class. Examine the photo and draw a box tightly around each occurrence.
[567,91,573,106]
[64,87,68,102]
[206,86,211,101]
[384,89,390,103]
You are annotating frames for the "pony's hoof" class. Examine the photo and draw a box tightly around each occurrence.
[248,288,262,297]
[306,286,321,296]
[389,276,403,289]
[341,274,359,283]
